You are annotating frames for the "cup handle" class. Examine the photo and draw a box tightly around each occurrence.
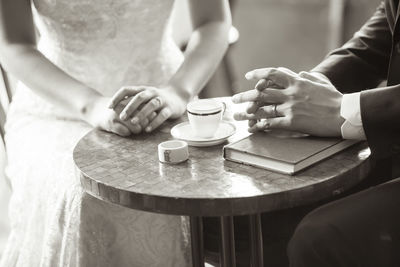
[221,102,227,115]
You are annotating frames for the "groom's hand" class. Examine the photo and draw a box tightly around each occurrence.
[232,68,345,137]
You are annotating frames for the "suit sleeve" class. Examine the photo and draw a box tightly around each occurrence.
[313,2,400,159]
[312,2,392,93]
[360,84,400,159]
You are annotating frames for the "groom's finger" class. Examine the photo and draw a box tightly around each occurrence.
[109,86,146,109]
[246,79,277,114]
[248,119,257,128]
[232,88,286,104]
[256,80,283,92]
[234,111,257,120]
[277,67,298,76]
[248,117,289,133]
[246,101,259,114]
[234,105,280,121]
[247,119,270,132]
[246,100,273,113]
[245,68,296,88]
[255,79,270,90]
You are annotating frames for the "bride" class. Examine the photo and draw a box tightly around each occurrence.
[0,0,231,266]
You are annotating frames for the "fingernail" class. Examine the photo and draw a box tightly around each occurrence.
[108,101,114,109]
[255,79,270,90]
[120,113,127,120]
[245,72,253,79]
[131,117,138,124]
[145,126,151,132]
[262,120,270,127]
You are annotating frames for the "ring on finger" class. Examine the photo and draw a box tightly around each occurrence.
[273,104,279,117]
[154,97,163,109]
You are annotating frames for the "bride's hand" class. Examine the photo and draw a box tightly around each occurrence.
[108,86,188,132]
[85,96,142,136]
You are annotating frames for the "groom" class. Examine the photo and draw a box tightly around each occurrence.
[232,1,400,266]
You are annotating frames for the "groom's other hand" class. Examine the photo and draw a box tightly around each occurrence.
[244,67,302,115]
[232,67,345,137]
[245,76,287,128]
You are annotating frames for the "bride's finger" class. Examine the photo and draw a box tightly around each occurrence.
[113,98,131,114]
[139,112,157,129]
[132,96,163,124]
[110,122,131,137]
[120,90,156,121]
[122,120,142,134]
[145,107,171,132]
[108,86,146,109]
[149,111,157,121]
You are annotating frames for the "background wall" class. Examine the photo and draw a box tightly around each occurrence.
[229,0,382,94]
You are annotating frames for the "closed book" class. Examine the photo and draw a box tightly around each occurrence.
[223,131,360,175]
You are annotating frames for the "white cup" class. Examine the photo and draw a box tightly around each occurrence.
[158,140,189,164]
[187,99,225,138]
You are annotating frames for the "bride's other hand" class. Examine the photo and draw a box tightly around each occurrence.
[85,96,144,136]
[109,86,187,132]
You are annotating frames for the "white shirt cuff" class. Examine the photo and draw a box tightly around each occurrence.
[340,92,366,140]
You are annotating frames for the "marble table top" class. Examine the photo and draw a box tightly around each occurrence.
[73,98,371,216]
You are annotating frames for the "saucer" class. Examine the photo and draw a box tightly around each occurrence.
[171,121,236,147]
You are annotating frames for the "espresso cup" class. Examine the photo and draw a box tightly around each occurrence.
[187,99,225,138]
[158,140,189,164]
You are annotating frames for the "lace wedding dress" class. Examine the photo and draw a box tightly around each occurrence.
[1,0,191,266]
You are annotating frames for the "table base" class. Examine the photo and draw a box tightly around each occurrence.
[190,216,205,267]
[190,214,264,267]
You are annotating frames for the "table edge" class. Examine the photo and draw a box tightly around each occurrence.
[75,149,371,216]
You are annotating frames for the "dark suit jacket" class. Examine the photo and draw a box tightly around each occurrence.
[312,0,400,160]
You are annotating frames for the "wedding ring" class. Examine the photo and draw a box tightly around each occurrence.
[154,97,162,109]
[273,104,278,117]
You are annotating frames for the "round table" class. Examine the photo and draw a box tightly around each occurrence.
[73,99,371,267]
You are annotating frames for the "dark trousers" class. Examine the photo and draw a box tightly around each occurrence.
[204,159,397,266]
[288,177,400,267]
[204,204,319,266]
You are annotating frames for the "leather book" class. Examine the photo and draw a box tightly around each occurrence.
[223,131,360,175]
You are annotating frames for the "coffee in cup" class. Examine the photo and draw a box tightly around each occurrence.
[187,99,225,138]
